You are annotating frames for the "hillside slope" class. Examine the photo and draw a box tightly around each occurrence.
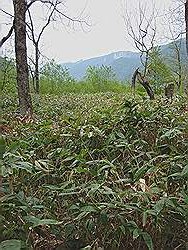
[62,38,186,81]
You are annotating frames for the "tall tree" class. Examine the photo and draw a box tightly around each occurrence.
[1,0,90,106]
[13,0,32,115]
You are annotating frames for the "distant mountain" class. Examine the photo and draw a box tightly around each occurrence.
[62,38,187,81]
[160,38,187,63]
[62,51,141,81]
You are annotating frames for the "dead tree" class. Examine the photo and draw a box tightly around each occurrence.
[132,68,155,100]
[131,68,139,93]
[123,1,157,77]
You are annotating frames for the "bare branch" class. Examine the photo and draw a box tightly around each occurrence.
[0,24,14,48]
[37,0,59,43]
[123,0,157,76]
[0,8,14,18]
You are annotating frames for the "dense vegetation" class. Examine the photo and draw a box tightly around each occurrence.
[1,0,187,249]
[1,91,188,249]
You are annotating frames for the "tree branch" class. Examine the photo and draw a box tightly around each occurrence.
[0,24,14,48]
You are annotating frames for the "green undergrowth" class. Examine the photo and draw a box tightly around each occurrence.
[1,93,188,250]
[39,80,130,95]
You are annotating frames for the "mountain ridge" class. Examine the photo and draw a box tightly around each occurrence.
[62,39,186,81]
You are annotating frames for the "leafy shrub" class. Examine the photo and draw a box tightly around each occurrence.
[1,94,188,249]
[0,57,17,94]
[85,65,117,85]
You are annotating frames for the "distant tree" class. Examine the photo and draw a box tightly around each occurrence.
[26,0,89,94]
[40,60,75,92]
[167,0,187,57]
[148,48,173,93]
[0,57,16,93]
[164,0,187,91]
[85,65,116,85]
[169,40,185,90]
[26,3,58,94]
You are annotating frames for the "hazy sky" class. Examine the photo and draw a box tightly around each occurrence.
[0,0,177,63]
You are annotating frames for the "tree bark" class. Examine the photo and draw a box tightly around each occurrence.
[137,72,155,100]
[13,0,32,115]
[131,68,155,100]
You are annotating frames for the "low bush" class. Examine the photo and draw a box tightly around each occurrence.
[1,94,188,249]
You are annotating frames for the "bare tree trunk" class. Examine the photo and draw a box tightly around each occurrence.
[132,68,155,100]
[13,0,32,116]
[186,0,188,58]
[35,44,40,94]
[143,52,149,78]
[137,72,155,100]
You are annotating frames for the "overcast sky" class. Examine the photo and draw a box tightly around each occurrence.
[0,0,180,63]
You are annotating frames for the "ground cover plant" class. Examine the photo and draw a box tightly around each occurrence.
[1,93,188,250]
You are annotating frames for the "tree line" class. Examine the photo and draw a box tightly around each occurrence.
[0,0,188,116]
[0,0,89,115]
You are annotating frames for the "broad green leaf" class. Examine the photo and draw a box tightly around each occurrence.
[75,166,88,173]
[126,220,138,230]
[85,219,94,231]
[100,211,108,224]
[0,240,21,250]
[154,198,165,214]
[116,132,125,139]
[183,194,188,205]
[33,219,60,227]
[11,162,33,173]
[119,225,126,234]
[133,228,140,240]
[24,215,59,227]
[134,166,148,182]
[98,165,111,174]
[142,232,153,250]
[160,128,182,139]
[142,211,147,227]
[75,211,89,221]
[181,165,188,177]
[81,205,97,213]
[0,136,6,160]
